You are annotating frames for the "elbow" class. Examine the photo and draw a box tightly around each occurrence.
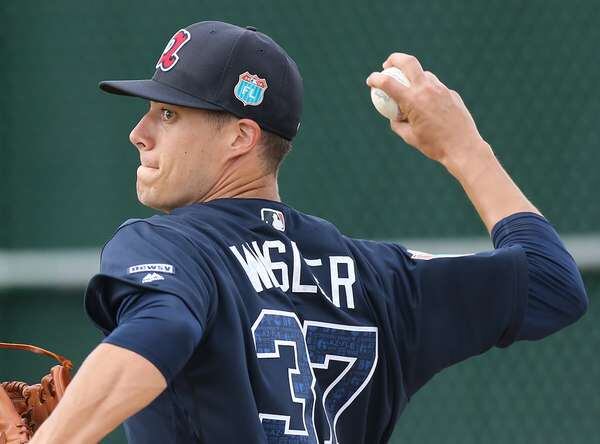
[553,263,588,327]
[566,272,589,322]
[523,260,589,340]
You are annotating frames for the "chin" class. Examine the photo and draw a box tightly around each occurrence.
[137,189,167,213]
[138,189,189,214]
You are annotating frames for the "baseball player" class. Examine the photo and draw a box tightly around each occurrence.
[30,21,587,443]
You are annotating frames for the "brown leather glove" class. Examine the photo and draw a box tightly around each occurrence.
[0,385,30,444]
[0,343,72,442]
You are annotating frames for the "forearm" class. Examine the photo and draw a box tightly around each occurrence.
[448,143,588,337]
[442,140,541,233]
[366,53,541,232]
[30,343,166,444]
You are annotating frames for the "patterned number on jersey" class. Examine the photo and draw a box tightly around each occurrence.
[252,310,319,443]
[304,322,378,444]
[252,310,378,444]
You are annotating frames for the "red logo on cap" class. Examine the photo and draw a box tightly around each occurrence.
[156,29,191,72]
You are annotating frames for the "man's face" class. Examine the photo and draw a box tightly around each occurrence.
[129,102,228,212]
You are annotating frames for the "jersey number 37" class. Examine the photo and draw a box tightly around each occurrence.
[252,309,379,444]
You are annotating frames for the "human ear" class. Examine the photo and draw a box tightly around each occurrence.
[228,119,261,158]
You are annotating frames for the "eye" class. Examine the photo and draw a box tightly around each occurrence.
[160,108,175,121]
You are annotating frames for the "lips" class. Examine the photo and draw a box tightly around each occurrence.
[140,159,159,169]
[137,164,160,181]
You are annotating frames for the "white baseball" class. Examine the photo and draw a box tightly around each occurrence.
[370,67,411,121]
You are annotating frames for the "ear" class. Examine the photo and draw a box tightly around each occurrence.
[227,118,262,159]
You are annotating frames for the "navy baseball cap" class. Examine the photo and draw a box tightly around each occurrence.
[99,21,303,140]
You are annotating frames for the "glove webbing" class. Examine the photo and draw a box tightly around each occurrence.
[0,343,72,370]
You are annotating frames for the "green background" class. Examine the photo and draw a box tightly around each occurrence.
[1,1,598,442]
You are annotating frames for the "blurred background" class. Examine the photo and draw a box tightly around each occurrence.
[1,0,598,442]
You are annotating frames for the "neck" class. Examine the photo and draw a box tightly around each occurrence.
[199,167,281,204]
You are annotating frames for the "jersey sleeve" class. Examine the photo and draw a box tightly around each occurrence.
[492,212,588,340]
[85,220,216,336]
[101,284,204,382]
[354,240,528,398]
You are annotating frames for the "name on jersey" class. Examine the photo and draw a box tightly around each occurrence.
[127,263,175,274]
[229,240,356,309]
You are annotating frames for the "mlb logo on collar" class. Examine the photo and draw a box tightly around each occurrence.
[234,72,268,106]
[261,208,285,231]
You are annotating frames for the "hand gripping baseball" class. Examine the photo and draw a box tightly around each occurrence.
[366,53,486,166]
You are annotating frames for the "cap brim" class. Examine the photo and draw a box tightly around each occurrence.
[99,79,224,111]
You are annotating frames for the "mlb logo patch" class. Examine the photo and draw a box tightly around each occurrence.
[234,72,268,106]
[261,208,285,231]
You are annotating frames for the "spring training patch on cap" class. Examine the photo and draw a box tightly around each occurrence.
[234,72,268,106]
[156,29,191,72]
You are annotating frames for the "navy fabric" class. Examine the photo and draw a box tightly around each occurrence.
[102,286,203,382]
[99,79,225,113]
[492,212,588,340]
[347,241,528,397]
[86,220,216,333]
[99,21,304,140]
[85,199,572,444]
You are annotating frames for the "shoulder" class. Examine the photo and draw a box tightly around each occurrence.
[115,212,201,241]
[88,214,218,321]
[298,212,341,233]
[99,214,216,287]
[106,212,214,256]
[104,218,186,261]
[344,236,412,266]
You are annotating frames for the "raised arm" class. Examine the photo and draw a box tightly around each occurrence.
[367,53,541,232]
[29,343,166,444]
[366,53,587,346]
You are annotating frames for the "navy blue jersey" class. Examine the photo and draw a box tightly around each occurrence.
[85,198,528,443]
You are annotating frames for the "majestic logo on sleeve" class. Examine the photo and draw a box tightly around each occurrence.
[141,273,165,284]
[234,72,268,106]
[261,208,285,231]
[156,29,191,72]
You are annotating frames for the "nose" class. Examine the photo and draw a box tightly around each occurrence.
[129,114,153,151]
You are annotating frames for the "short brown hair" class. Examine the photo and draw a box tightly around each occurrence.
[258,130,292,173]
[203,110,292,173]
[203,109,236,132]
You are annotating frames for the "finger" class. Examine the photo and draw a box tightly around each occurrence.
[450,89,464,105]
[366,72,411,111]
[390,120,417,147]
[424,70,444,87]
[382,53,425,83]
